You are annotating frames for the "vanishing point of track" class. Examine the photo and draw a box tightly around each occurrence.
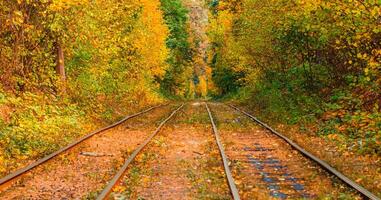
[97,102,241,199]
[0,102,379,199]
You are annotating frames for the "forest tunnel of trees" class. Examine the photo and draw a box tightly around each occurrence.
[0,0,380,187]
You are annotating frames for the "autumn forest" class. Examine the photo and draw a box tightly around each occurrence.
[0,0,380,199]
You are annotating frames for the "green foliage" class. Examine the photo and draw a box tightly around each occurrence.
[160,0,190,58]
[0,92,86,174]
[208,0,381,155]
[0,92,5,104]
[211,65,244,95]
[159,0,193,97]
[318,89,381,154]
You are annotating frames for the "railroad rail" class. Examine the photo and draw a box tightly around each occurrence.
[206,103,241,200]
[96,103,184,199]
[229,104,380,200]
[0,104,165,189]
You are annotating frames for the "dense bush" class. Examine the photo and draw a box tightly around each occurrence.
[0,0,170,174]
[207,0,381,155]
[159,0,193,97]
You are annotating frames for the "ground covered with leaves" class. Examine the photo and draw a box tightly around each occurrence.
[0,105,177,199]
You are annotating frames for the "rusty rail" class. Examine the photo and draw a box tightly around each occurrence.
[0,104,165,189]
[206,103,241,200]
[229,104,380,200]
[96,103,184,200]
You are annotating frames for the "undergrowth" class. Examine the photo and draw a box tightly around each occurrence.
[0,89,162,175]
[230,79,381,156]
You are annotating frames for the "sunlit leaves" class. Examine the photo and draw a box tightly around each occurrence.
[0,0,169,173]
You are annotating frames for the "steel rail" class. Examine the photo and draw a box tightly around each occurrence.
[0,104,165,189]
[96,103,184,200]
[206,103,241,200]
[229,104,380,200]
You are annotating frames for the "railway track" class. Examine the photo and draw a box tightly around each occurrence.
[100,102,233,199]
[228,104,380,200]
[0,102,378,199]
[95,103,379,200]
[96,103,184,199]
[98,102,240,199]
[206,103,241,200]
[0,104,166,192]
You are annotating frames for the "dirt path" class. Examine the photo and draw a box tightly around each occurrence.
[0,105,177,199]
[110,102,231,199]
[209,103,361,199]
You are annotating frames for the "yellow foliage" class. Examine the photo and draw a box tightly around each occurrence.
[138,0,169,78]
[49,0,89,11]
[188,81,196,99]
[0,0,169,174]
[198,76,208,98]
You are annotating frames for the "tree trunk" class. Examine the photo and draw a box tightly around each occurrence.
[56,42,65,81]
